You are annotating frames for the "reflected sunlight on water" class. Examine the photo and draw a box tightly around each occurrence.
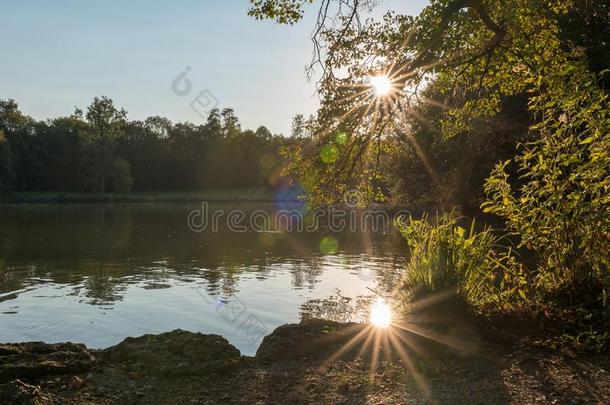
[0,203,407,355]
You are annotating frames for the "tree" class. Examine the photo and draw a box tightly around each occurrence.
[0,99,27,133]
[255,125,272,139]
[79,142,113,193]
[248,0,608,203]
[204,108,223,138]
[0,99,37,191]
[85,96,127,142]
[0,130,14,193]
[249,0,610,291]
[35,116,85,191]
[291,114,306,138]
[110,158,134,193]
[483,65,610,287]
[145,116,172,138]
[221,108,241,137]
[119,120,170,190]
[0,96,287,193]
[81,96,130,193]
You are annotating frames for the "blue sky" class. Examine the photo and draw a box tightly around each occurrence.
[1,0,428,135]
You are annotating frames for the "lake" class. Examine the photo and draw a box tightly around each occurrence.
[0,203,407,355]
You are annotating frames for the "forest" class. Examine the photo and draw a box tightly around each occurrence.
[0,97,288,194]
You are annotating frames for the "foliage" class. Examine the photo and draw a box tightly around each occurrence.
[395,213,525,310]
[380,91,530,208]
[0,97,288,194]
[85,96,127,142]
[248,0,314,25]
[0,130,15,193]
[483,65,610,289]
[249,0,610,321]
[110,158,134,194]
[78,142,114,193]
[249,0,609,205]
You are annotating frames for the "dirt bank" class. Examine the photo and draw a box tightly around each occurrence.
[1,319,609,404]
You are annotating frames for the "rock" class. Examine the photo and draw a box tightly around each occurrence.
[68,374,85,389]
[0,342,96,383]
[100,329,241,377]
[0,379,49,405]
[255,319,365,364]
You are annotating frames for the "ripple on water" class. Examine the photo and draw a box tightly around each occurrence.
[0,203,408,355]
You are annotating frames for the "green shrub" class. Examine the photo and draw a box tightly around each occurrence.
[395,213,524,310]
[483,66,610,292]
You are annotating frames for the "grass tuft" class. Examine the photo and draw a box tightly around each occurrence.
[395,212,522,310]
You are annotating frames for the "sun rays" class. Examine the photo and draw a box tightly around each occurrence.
[314,289,481,401]
[370,297,392,328]
[308,63,445,200]
[369,75,393,97]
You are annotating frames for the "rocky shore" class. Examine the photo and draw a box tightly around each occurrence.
[2,319,610,404]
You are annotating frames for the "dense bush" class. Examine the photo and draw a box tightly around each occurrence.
[483,66,610,294]
[395,213,525,310]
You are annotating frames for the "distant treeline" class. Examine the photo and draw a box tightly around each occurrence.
[0,97,291,193]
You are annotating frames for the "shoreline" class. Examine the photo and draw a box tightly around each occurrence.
[2,318,609,404]
[0,189,277,204]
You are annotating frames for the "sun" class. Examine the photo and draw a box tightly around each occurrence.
[370,297,392,328]
[369,75,392,97]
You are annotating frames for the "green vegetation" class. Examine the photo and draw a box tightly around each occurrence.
[0,97,289,195]
[0,188,274,203]
[396,214,523,310]
[483,65,610,290]
[0,0,608,351]
[249,0,610,346]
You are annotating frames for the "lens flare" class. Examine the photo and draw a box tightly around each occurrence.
[319,235,339,254]
[369,75,392,97]
[370,297,392,328]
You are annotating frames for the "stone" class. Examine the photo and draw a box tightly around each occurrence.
[255,319,364,364]
[100,329,241,377]
[0,342,96,383]
[0,379,49,405]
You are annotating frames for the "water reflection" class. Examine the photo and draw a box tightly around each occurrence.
[300,292,372,323]
[0,203,407,354]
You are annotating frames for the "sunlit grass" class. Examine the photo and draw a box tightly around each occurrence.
[395,213,515,308]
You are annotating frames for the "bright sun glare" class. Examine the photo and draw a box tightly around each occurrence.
[370,297,392,328]
[369,75,392,97]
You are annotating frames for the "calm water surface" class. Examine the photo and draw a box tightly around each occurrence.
[0,203,407,355]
